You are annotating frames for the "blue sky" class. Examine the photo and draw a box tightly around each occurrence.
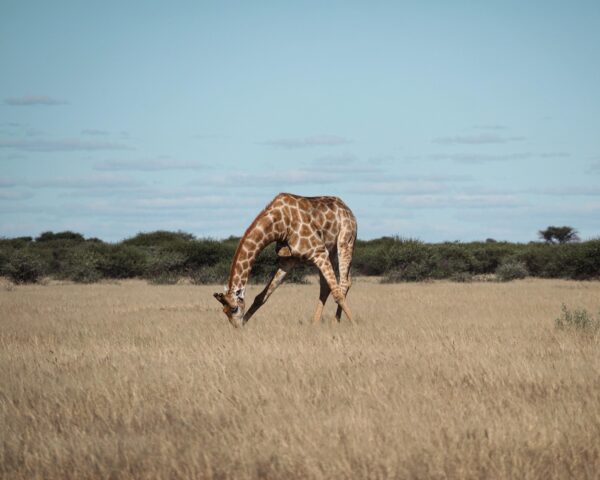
[1,1,599,242]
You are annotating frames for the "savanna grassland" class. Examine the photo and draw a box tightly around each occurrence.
[1,278,600,479]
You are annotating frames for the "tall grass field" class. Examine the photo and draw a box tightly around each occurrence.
[1,278,599,479]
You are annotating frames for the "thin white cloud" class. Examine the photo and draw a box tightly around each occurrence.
[0,204,41,214]
[194,169,348,188]
[262,134,351,149]
[56,189,149,199]
[352,180,446,195]
[462,185,600,197]
[0,173,31,200]
[0,188,33,200]
[539,152,570,158]
[237,170,337,185]
[0,138,132,152]
[351,174,472,196]
[429,152,531,163]
[201,163,401,187]
[313,152,358,165]
[368,155,396,165]
[94,158,206,171]
[320,165,383,176]
[29,173,142,189]
[82,129,110,136]
[587,160,600,173]
[193,133,229,140]
[397,194,526,209]
[4,95,67,106]
[55,185,265,202]
[23,128,43,137]
[457,205,600,236]
[52,199,261,221]
[394,173,473,182]
[473,124,508,130]
[0,177,16,187]
[532,186,600,196]
[2,122,43,137]
[300,153,394,179]
[0,153,27,160]
[432,133,526,145]
[309,156,384,176]
[128,195,263,210]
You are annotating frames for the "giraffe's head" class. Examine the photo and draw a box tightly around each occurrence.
[213,288,246,328]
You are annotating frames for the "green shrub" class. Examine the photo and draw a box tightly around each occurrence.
[0,248,10,275]
[386,238,434,277]
[148,273,180,285]
[353,241,389,275]
[4,250,45,284]
[555,304,600,333]
[281,265,311,284]
[381,262,432,283]
[251,260,312,285]
[188,257,310,286]
[470,242,519,274]
[180,240,234,269]
[450,271,473,283]
[568,240,600,280]
[189,261,230,285]
[60,246,102,283]
[122,230,195,247]
[145,250,187,277]
[512,244,554,277]
[35,231,85,243]
[539,245,573,278]
[431,243,476,278]
[0,236,33,249]
[1,231,598,283]
[97,245,148,278]
[379,238,433,282]
[495,260,529,282]
[144,250,188,284]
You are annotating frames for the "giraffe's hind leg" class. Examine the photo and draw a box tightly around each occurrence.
[335,272,352,322]
[335,242,354,322]
[311,249,353,324]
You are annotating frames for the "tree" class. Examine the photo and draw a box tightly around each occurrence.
[122,230,195,247]
[35,231,85,242]
[538,226,580,244]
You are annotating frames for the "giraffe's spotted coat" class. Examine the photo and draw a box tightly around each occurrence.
[213,193,357,327]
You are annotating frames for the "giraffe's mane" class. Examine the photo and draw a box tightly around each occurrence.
[227,195,280,290]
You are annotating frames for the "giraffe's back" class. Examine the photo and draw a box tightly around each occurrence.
[268,193,356,255]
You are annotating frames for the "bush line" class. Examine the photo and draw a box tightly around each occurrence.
[1,231,599,284]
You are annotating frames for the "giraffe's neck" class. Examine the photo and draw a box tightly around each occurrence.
[227,212,276,294]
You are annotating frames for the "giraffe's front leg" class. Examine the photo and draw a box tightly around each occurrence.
[243,257,297,324]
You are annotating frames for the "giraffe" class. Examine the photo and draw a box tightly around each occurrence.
[213,192,357,328]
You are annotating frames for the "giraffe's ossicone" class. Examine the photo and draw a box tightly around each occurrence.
[213,192,357,327]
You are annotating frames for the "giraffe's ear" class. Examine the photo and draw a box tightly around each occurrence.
[235,288,245,300]
[213,292,227,305]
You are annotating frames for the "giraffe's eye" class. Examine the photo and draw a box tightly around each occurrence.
[230,306,239,314]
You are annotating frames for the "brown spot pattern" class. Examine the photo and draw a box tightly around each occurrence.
[225,193,357,315]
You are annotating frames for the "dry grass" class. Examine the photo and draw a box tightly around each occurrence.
[1,278,600,479]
